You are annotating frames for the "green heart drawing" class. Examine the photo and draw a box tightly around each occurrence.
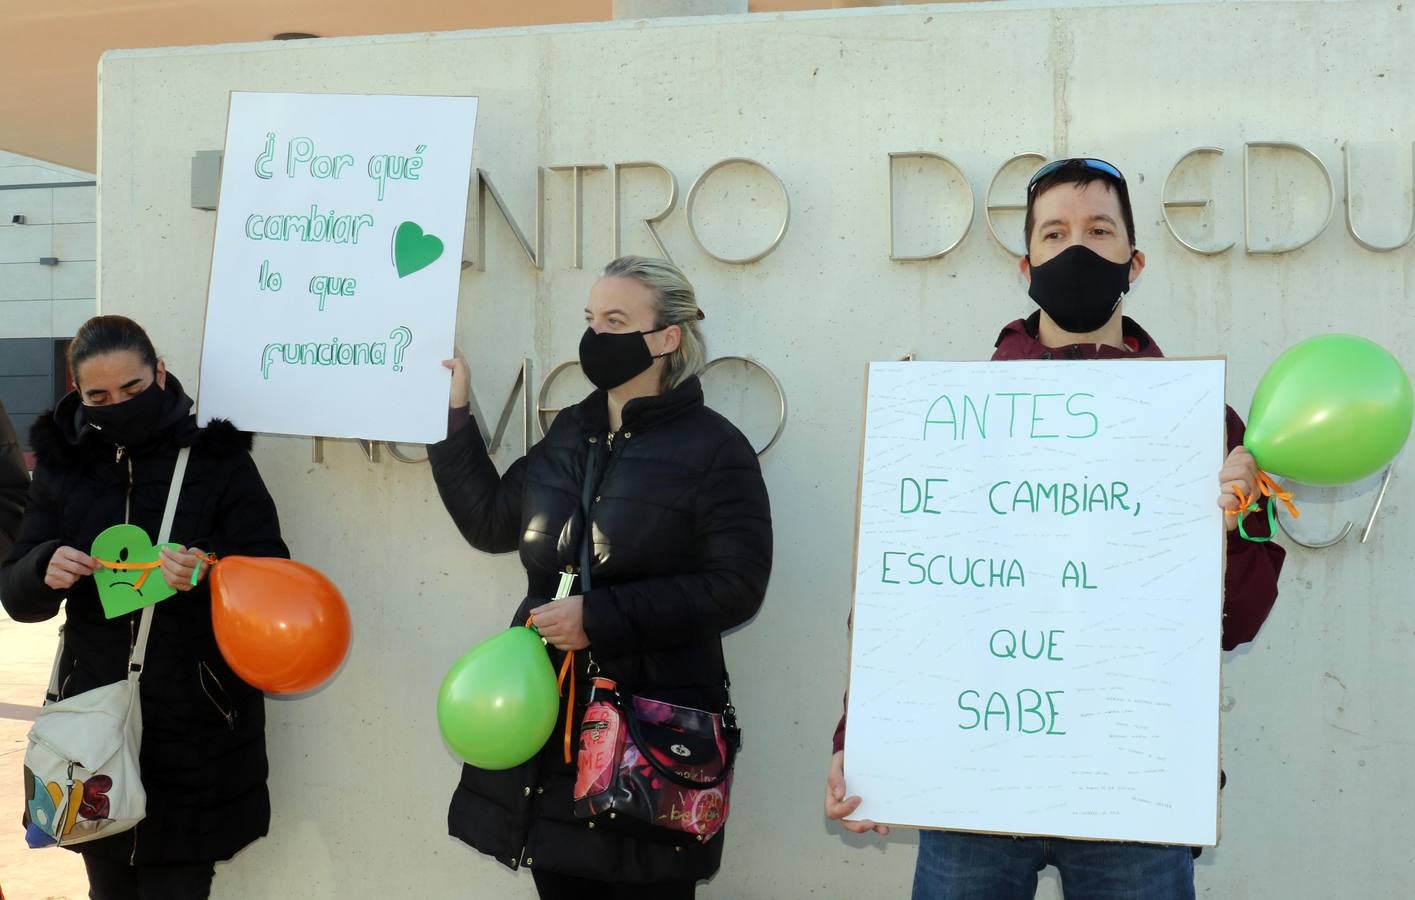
[91,524,182,619]
[392,221,444,278]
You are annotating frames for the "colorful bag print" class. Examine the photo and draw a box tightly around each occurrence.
[572,676,738,841]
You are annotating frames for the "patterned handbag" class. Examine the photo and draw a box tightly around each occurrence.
[572,675,739,841]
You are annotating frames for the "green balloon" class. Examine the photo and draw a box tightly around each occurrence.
[437,626,559,770]
[1246,334,1413,486]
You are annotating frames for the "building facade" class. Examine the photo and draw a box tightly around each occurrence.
[0,150,96,450]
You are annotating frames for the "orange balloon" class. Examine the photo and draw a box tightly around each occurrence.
[210,556,351,694]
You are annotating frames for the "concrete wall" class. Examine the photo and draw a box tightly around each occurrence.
[96,3,1415,897]
[0,150,95,447]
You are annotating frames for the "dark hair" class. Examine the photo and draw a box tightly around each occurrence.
[68,316,158,385]
[1023,163,1136,254]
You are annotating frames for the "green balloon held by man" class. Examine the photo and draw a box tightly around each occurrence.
[1244,334,1413,487]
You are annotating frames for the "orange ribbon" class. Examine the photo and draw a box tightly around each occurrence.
[1226,470,1298,542]
[557,651,575,765]
[94,551,219,589]
[92,559,160,591]
[527,615,578,765]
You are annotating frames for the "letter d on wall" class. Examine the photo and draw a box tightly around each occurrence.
[1244,141,1335,254]
[888,152,974,261]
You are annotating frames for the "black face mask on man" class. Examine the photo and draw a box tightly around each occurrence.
[578,326,671,391]
[1026,244,1135,334]
[83,378,166,449]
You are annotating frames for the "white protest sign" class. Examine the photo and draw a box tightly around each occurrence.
[197,92,478,443]
[846,359,1225,846]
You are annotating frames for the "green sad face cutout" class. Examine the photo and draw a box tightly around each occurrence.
[91,524,182,619]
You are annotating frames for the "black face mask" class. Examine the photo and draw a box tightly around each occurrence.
[578,326,669,391]
[83,378,166,449]
[1026,244,1135,334]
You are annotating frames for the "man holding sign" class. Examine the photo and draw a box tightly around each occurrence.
[825,159,1286,899]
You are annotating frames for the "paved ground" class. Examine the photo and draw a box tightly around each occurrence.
[0,613,88,900]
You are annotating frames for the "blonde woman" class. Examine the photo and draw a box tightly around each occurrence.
[430,257,773,899]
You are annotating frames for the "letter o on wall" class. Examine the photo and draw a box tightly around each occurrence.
[685,158,791,265]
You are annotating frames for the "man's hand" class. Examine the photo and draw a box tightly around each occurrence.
[45,546,96,590]
[825,750,889,835]
[1218,445,1261,531]
[529,595,589,651]
[159,546,210,592]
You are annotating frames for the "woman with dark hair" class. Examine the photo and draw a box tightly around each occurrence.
[0,315,288,899]
[431,256,774,899]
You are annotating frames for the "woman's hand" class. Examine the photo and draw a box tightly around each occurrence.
[159,546,210,592]
[45,546,97,590]
[529,595,589,651]
[825,750,889,835]
[1218,445,1260,531]
[443,347,470,409]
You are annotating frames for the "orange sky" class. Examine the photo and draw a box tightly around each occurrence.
[1,0,947,172]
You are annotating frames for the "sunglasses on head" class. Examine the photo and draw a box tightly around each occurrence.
[1026,158,1126,194]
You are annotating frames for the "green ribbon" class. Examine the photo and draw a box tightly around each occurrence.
[1235,497,1278,543]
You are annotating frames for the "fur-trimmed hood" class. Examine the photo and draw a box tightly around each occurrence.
[30,373,253,471]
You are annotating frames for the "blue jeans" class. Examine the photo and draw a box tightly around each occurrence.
[912,831,1195,900]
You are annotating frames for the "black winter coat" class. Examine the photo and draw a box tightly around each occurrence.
[0,400,28,562]
[428,376,773,885]
[0,376,288,865]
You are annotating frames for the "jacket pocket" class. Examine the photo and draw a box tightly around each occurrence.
[57,658,77,701]
[198,660,237,730]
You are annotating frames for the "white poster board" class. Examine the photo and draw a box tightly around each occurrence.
[197,92,478,443]
[846,359,1225,846]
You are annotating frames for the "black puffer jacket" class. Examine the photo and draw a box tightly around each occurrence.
[428,376,773,884]
[0,400,27,562]
[0,375,288,865]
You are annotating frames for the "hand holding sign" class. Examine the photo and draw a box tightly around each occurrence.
[444,347,470,408]
[825,751,888,836]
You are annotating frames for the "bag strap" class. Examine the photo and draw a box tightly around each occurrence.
[579,438,597,594]
[577,433,740,745]
[129,446,191,678]
[44,625,65,703]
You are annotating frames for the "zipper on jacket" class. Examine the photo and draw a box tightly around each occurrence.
[123,456,134,524]
[605,431,616,453]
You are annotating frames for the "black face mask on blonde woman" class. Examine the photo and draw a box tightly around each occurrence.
[578,326,670,390]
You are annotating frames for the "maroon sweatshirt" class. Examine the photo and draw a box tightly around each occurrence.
[832,314,1286,753]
